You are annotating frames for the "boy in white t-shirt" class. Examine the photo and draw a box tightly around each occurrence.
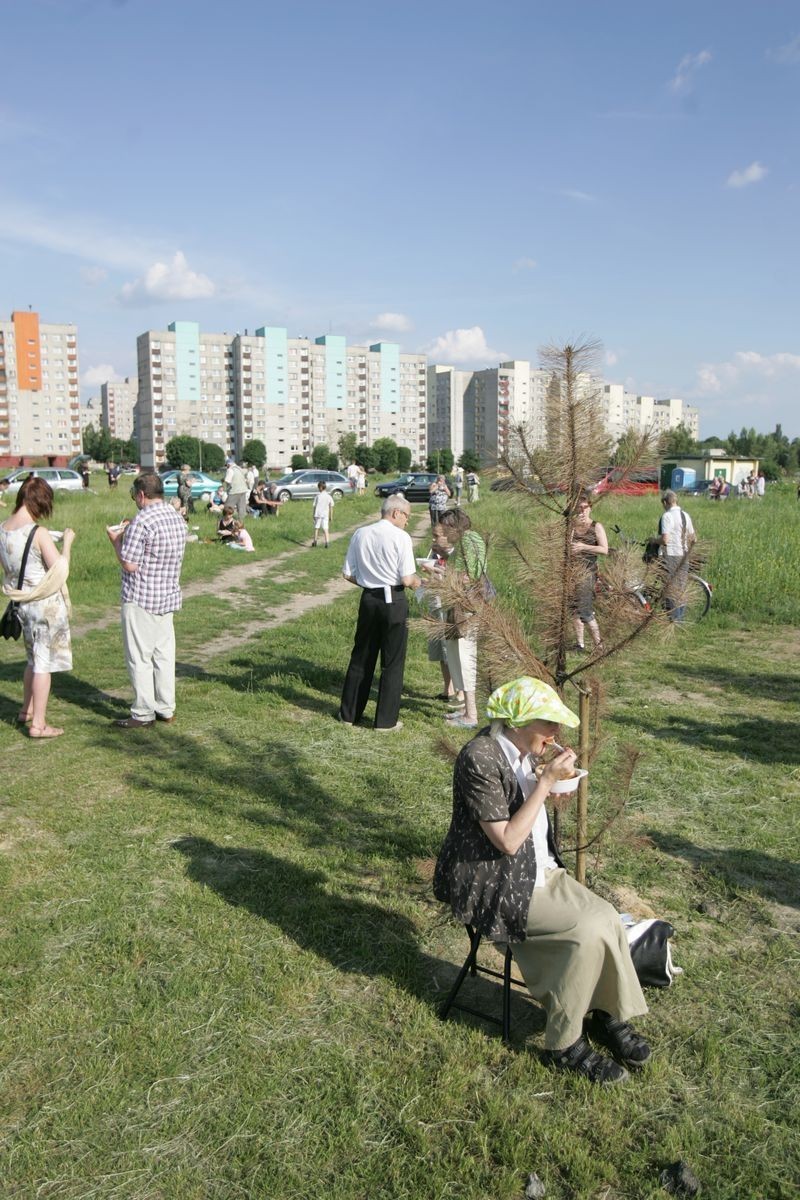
[312,482,335,548]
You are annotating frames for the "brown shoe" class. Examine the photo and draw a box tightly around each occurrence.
[114,717,155,729]
[155,713,175,723]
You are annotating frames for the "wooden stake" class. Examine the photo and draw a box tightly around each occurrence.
[576,687,590,884]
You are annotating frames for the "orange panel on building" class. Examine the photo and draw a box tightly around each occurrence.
[13,310,41,391]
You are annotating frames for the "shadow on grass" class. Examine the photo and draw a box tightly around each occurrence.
[171,834,545,1037]
[663,662,800,706]
[0,665,123,723]
[648,830,800,910]
[613,711,800,764]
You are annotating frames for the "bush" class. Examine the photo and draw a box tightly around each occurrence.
[355,444,377,471]
[397,446,412,471]
[291,454,309,471]
[426,448,454,473]
[458,449,481,472]
[241,439,266,468]
[372,438,399,474]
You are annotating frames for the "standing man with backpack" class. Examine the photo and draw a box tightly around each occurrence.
[659,490,696,623]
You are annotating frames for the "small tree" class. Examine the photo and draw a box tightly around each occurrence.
[338,431,357,464]
[165,435,199,469]
[94,425,113,465]
[291,453,309,471]
[311,444,331,468]
[372,437,399,473]
[660,423,697,457]
[426,447,454,473]
[241,439,267,468]
[82,422,98,459]
[397,446,412,471]
[355,444,378,471]
[201,442,225,473]
[458,449,481,472]
[326,452,339,471]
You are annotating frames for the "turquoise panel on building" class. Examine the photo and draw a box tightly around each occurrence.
[316,335,347,410]
[257,326,288,404]
[370,342,400,413]
[168,321,200,404]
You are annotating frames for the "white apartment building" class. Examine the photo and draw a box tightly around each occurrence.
[100,376,138,441]
[601,384,699,443]
[0,311,81,462]
[135,322,427,469]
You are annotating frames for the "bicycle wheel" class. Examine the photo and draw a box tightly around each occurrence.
[681,574,712,623]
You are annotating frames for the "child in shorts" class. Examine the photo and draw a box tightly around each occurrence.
[312,481,334,547]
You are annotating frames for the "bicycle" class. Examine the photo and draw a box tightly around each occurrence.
[607,524,712,623]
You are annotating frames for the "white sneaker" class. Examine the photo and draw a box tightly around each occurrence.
[374,721,403,732]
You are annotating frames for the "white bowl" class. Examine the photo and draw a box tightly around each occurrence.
[548,768,588,795]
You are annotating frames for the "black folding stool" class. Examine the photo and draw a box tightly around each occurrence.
[439,923,529,1045]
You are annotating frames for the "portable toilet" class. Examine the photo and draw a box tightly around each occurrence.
[671,467,696,489]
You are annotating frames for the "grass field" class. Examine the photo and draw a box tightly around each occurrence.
[1,477,798,1199]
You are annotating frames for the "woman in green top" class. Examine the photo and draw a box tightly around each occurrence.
[437,508,488,729]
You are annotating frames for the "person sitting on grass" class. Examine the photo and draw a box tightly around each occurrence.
[208,488,228,516]
[250,480,282,518]
[217,505,237,544]
[226,520,254,552]
[434,676,651,1085]
[312,481,334,547]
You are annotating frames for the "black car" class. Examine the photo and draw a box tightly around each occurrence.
[374,472,453,503]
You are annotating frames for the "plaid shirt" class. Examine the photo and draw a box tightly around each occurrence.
[120,502,186,614]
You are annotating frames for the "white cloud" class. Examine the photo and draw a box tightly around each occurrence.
[726,161,768,188]
[118,251,215,306]
[691,351,800,431]
[80,265,108,286]
[512,256,537,272]
[369,311,412,334]
[767,35,800,65]
[82,363,123,387]
[560,189,596,203]
[669,49,712,93]
[424,326,506,366]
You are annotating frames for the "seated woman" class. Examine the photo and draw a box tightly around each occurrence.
[249,480,281,517]
[216,505,237,543]
[434,676,650,1085]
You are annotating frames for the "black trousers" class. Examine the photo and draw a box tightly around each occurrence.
[339,589,409,728]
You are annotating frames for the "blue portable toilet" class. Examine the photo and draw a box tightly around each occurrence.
[671,467,696,489]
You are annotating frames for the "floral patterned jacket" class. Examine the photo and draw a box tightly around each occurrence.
[433,729,564,942]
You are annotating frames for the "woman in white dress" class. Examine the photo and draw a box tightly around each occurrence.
[0,476,75,738]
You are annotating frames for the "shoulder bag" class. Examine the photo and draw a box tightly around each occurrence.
[1,526,38,640]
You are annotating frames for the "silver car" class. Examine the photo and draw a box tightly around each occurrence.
[273,469,350,502]
[1,467,84,494]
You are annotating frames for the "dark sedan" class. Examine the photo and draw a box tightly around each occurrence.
[374,472,453,502]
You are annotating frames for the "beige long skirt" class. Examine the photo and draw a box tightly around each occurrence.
[510,868,648,1050]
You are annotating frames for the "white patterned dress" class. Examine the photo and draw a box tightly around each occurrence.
[0,522,72,673]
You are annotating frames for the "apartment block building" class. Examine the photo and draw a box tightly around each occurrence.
[428,361,701,467]
[135,322,427,469]
[0,311,81,464]
[601,384,699,442]
[100,376,138,441]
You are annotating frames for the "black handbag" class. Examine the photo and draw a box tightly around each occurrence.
[1,526,38,640]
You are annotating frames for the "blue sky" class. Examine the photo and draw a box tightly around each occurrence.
[1,0,798,436]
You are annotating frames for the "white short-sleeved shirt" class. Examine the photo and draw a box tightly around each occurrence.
[494,731,558,887]
[343,518,415,589]
[313,491,335,520]
[659,505,695,556]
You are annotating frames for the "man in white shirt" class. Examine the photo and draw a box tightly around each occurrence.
[658,490,696,623]
[338,494,421,731]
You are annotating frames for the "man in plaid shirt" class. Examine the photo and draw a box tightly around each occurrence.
[106,472,186,729]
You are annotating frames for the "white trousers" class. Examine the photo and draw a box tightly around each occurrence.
[121,602,177,721]
[445,633,478,693]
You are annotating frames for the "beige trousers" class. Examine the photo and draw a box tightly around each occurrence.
[510,868,647,1050]
[121,602,176,721]
[445,633,478,693]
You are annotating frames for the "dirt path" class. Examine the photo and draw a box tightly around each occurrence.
[72,511,431,652]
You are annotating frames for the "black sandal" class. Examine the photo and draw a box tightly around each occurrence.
[542,1036,629,1085]
[588,1011,651,1068]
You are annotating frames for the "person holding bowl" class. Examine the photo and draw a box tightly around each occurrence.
[434,676,650,1084]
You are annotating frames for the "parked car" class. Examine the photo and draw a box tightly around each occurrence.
[678,479,714,496]
[374,472,453,502]
[272,469,350,502]
[0,467,84,494]
[159,469,223,502]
